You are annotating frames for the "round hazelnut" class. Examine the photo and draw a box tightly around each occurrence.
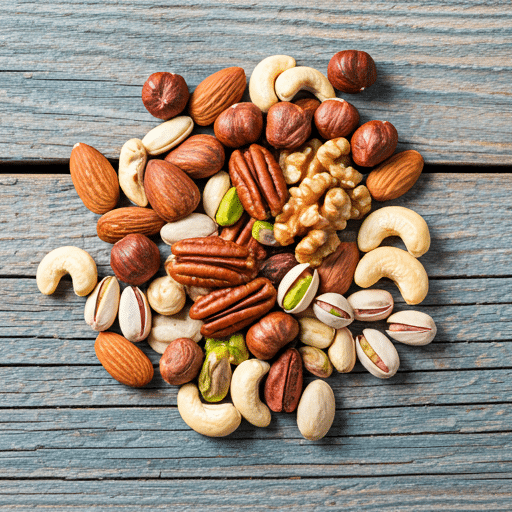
[160,338,204,386]
[246,311,299,360]
[314,98,360,139]
[265,101,311,150]
[351,120,398,167]
[141,72,190,120]
[110,233,160,286]
[293,98,321,122]
[327,50,377,94]
[214,103,263,148]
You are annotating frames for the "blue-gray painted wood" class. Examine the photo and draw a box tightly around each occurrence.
[0,1,511,164]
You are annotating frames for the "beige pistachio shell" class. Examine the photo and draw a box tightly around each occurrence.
[298,316,335,349]
[299,346,333,379]
[328,327,356,373]
[386,310,437,346]
[347,289,394,321]
[84,276,120,331]
[118,286,152,343]
[312,292,354,329]
[277,263,319,314]
[296,380,335,441]
[203,171,231,220]
[356,328,399,379]
[160,213,218,246]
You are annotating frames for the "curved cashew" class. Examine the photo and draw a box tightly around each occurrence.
[275,66,336,103]
[177,382,241,437]
[230,359,271,427]
[141,116,194,155]
[249,55,296,113]
[358,206,430,258]
[118,138,148,207]
[354,246,429,305]
[36,246,97,296]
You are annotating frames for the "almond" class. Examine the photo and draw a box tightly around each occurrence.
[97,207,165,244]
[144,159,201,223]
[366,150,424,201]
[188,67,246,126]
[69,142,119,214]
[95,331,154,387]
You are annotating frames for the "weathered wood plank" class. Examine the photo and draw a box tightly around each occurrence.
[0,2,511,163]
[0,475,511,511]
[1,173,512,278]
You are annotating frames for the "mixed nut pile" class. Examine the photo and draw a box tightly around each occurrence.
[36,50,435,441]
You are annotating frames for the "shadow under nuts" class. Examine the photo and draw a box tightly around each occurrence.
[160,338,204,386]
[246,311,299,360]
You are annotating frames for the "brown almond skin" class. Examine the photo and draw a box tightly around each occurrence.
[110,233,160,286]
[141,72,189,120]
[144,159,201,223]
[264,348,303,413]
[97,207,166,244]
[366,150,424,201]
[160,338,204,386]
[214,102,263,148]
[246,311,299,360]
[165,134,225,179]
[317,241,360,296]
[351,120,398,167]
[327,50,377,94]
[95,331,153,387]
[188,67,246,126]
[69,143,119,214]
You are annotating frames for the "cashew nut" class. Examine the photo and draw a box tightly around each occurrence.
[275,66,336,103]
[358,206,430,257]
[177,383,241,437]
[230,359,271,427]
[249,55,296,113]
[354,246,429,305]
[141,116,194,155]
[36,246,97,296]
[118,138,148,207]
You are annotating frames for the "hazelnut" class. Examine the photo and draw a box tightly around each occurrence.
[110,233,160,286]
[165,134,225,179]
[214,103,263,148]
[246,311,299,360]
[327,50,377,94]
[141,72,190,120]
[292,97,321,122]
[265,101,311,150]
[351,120,398,167]
[160,338,204,386]
[314,98,360,139]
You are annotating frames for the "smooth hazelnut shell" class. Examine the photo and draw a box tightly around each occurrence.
[266,102,311,150]
[214,103,263,148]
[351,120,398,167]
[160,338,204,386]
[110,233,160,286]
[327,50,377,94]
[314,99,360,139]
[141,72,190,120]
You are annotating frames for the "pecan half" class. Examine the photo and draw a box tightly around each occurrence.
[189,277,277,338]
[165,236,258,288]
[229,144,288,220]
[220,212,267,261]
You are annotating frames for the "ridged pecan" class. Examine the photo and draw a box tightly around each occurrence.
[189,277,277,338]
[229,144,288,220]
[220,212,267,261]
[165,236,258,288]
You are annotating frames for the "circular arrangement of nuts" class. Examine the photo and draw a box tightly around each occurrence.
[37,50,435,441]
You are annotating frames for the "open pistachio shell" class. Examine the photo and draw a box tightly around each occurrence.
[347,289,394,321]
[277,263,319,314]
[312,292,354,329]
[355,328,399,379]
[118,286,152,343]
[386,310,436,346]
[84,276,120,331]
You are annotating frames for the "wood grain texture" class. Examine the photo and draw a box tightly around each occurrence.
[0,1,511,164]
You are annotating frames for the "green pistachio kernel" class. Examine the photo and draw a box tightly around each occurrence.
[283,275,313,311]
[198,345,232,402]
[251,220,279,246]
[215,187,244,226]
[205,333,249,366]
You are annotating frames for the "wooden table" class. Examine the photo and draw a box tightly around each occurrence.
[1,2,512,510]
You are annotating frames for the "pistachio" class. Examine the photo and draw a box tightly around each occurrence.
[298,316,335,349]
[215,187,244,226]
[296,380,335,441]
[299,346,333,378]
[251,220,279,246]
[355,328,399,379]
[198,345,232,402]
[277,263,319,314]
[203,171,231,220]
[386,310,436,346]
[160,213,218,245]
[204,333,249,366]
[312,292,354,329]
[328,327,356,373]
[347,289,394,321]
[84,276,120,331]
[118,286,152,343]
